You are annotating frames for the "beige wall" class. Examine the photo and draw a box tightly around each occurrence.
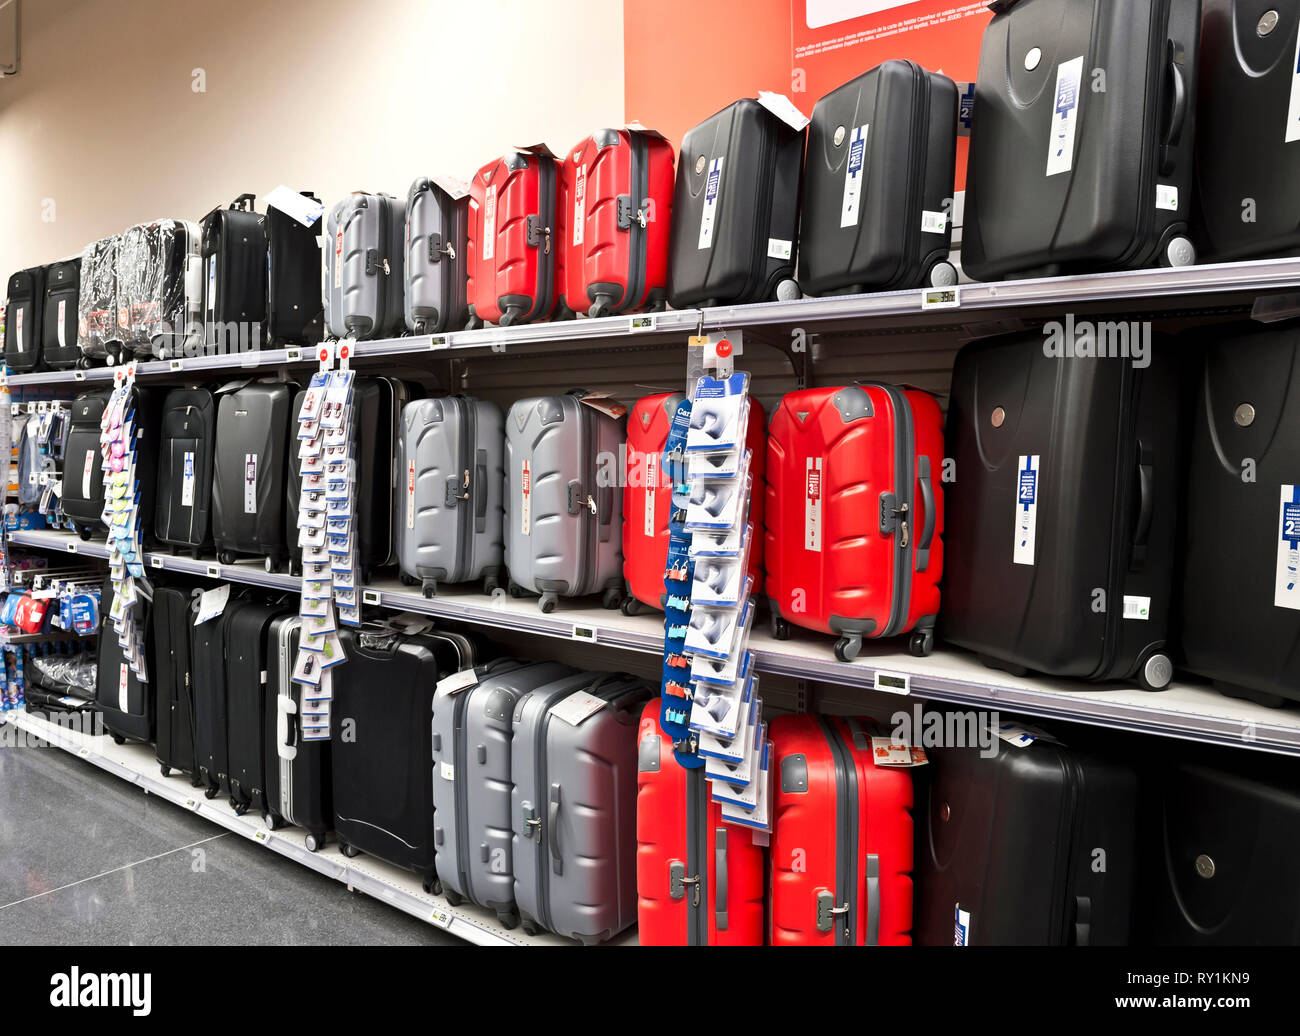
[0,0,625,277]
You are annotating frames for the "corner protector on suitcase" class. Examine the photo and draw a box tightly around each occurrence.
[780,753,808,794]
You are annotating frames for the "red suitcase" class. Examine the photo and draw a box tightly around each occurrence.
[769,713,913,946]
[622,392,767,614]
[561,128,675,318]
[636,699,765,945]
[466,147,565,327]
[765,384,943,661]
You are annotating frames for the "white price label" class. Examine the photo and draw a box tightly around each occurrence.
[873,670,912,695]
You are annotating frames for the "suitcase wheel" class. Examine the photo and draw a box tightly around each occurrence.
[769,614,790,641]
[1160,235,1197,269]
[520,919,541,937]
[909,629,935,658]
[539,592,558,614]
[601,587,622,611]
[444,889,464,907]
[464,306,484,332]
[508,581,527,599]
[159,764,171,778]
[304,833,324,853]
[775,278,801,303]
[1136,651,1174,692]
[191,548,203,561]
[588,294,615,320]
[499,304,526,328]
[399,572,419,587]
[927,261,958,289]
[620,596,642,617]
[482,573,500,596]
[263,812,281,831]
[497,909,520,930]
[78,527,92,542]
[422,579,437,599]
[111,734,126,745]
[231,800,249,817]
[338,841,359,859]
[264,556,284,575]
[204,786,219,800]
[218,551,237,566]
[833,635,861,664]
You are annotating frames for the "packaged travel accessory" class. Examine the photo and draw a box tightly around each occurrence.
[686,372,750,455]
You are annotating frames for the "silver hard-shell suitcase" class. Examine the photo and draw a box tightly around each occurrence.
[397,396,505,597]
[511,671,650,944]
[405,178,470,334]
[504,393,626,612]
[323,193,405,340]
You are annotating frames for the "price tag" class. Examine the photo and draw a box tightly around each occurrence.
[74,370,86,381]
[206,564,221,578]
[630,314,656,333]
[572,624,598,643]
[66,542,79,553]
[362,589,381,606]
[169,359,184,372]
[195,584,230,624]
[429,906,453,929]
[150,556,165,569]
[429,335,450,351]
[78,747,90,757]
[184,798,201,811]
[253,828,272,845]
[872,670,912,696]
[286,347,302,363]
[921,286,961,310]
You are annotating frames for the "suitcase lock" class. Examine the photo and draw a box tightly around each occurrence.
[816,890,849,933]
[365,248,390,276]
[669,862,700,906]
[879,493,910,548]
[428,235,456,263]
[615,195,649,232]
[521,802,542,839]
[526,215,552,254]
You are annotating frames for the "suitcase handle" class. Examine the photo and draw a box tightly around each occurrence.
[276,693,298,761]
[863,853,880,946]
[714,827,729,932]
[230,194,256,211]
[1159,40,1188,176]
[1132,440,1154,568]
[548,782,563,876]
[916,455,936,572]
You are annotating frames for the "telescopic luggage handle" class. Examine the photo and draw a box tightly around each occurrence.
[230,194,256,211]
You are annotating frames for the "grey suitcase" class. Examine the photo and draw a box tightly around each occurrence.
[323,192,405,340]
[431,658,576,926]
[504,392,626,612]
[405,178,470,334]
[397,395,505,597]
[511,671,651,944]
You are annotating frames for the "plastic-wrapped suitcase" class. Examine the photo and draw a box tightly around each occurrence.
[431,659,576,926]
[331,622,479,888]
[153,585,199,783]
[77,235,120,364]
[200,193,266,355]
[264,614,331,852]
[323,192,405,341]
[1179,324,1300,706]
[192,596,237,799]
[396,395,505,597]
[765,384,944,661]
[962,0,1201,281]
[116,218,203,360]
[212,382,291,569]
[61,390,112,537]
[154,387,216,556]
[466,148,565,328]
[1193,1,1300,261]
[769,713,913,946]
[405,177,470,334]
[265,191,325,347]
[941,333,1181,688]
[561,128,675,318]
[511,671,651,943]
[94,576,154,744]
[504,392,626,612]
[668,98,805,309]
[4,265,48,373]
[224,600,287,818]
[42,258,83,369]
[799,61,959,295]
[915,722,1137,945]
[636,700,765,945]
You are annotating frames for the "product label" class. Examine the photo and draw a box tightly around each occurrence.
[921,210,948,235]
[1046,56,1085,177]
[1156,184,1179,212]
[767,238,793,260]
[520,460,531,536]
[955,906,972,947]
[805,457,823,552]
[57,300,67,349]
[1287,23,1300,144]
[482,183,498,262]
[572,165,586,248]
[118,661,129,712]
[1277,484,1300,610]
[440,761,455,782]
[181,451,195,507]
[840,124,869,228]
[550,690,609,726]
[244,453,258,514]
[406,459,416,530]
[14,308,22,352]
[698,157,724,250]
[644,451,658,538]
[81,449,95,498]
[1013,455,1040,566]
[1122,595,1151,621]
[334,226,343,290]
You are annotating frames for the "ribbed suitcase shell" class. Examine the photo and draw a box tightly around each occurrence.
[405,178,470,334]
[94,576,154,743]
[224,601,285,816]
[155,388,216,554]
[212,383,291,565]
[154,585,199,782]
[42,258,83,369]
[323,193,405,340]
[4,265,47,373]
[77,235,120,361]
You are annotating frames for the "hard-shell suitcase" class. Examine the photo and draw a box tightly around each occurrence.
[116,218,203,359]
[4,265,48,373]
[636,699,766,946]
[323,193,405,341]
[42,258,83,369]
[265,191,324,347]
[1193,1,1300,261]
[769,713,913,946]
[224,600,286,818]
[77,235,120,363]
[915,723,1137,945]
[396,395,505,597]
[154,387,216,556]
[94,576,154,744]
[212,382,291,568]
[668,98,805,309]
[431,659,576,925]
[61,390,112,537]
[561,128,675,318]
[405,177,470,334]
[466,148,564,328]
[505,393,626,611]
[766,384,944,661]
[941,333,1181,688]
[264,614,331,851]
[799,61,959,295]
[153,585,199,783]
[331,623,479,887]
[201,193,267,355]
[511,671,651,943]
[192,597,237,799]
[962,0,1201,281]
[1179,324,1300,706]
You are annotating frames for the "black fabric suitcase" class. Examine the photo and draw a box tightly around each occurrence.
[192,596,237,799]
[799,61,959,295]
[962,0,1201,281]
[212,382,292,569]
[915,724,1138,945]
[1193,1,1300,261]
[4,265,49,372]
[61,390,112,538]
[668,98,804,308]
[331,622,480,890]
[224,600,286,817]
[201,194,267,355]
[941,332,1183,688]
[153,585,199,783]
[94,576,154,744]
[1179,324,1300,706]
[116,218,202,361]
[266,192,325,347]
[42,258,82,369]
[155,388,216,556]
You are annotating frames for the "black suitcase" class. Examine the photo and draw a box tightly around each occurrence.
[915,724,1138,945]
[1179,324,1300,706]
[1193,1,1300,261]
[263,614,332,850]
[668,98,804,309]
[4,265,49,372]
[212,382,292,568]
[155,387,217,556]
[153,585,199,783]
[61,390,112,537]
[266,191,325,347]
[42,258,82,370]
[201,194,267,355]
[941,332,1182,688]
[116,218,203,361]
[331,622,480,889]
[224,599,287,817]
[192,596,237,799]
[962,0,1201,281]
[94,576,154,744]
[799,61,959,295]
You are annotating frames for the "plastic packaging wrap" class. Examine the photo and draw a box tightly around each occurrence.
[76,235,120,358]
[115,219,202,359]
[30,652,98,695]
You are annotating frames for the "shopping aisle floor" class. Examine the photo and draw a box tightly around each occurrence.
[0,735,456,945]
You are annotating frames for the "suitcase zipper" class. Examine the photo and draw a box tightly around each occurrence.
[579,402,597,594]
[818,716,860,945]
[623,132,650,312]
[452,678,474,901]
[455,396,475,582]
[1097,363,1140,678]
[893,62,930,289]
[744,116,776,302]
[534,157,557,319]
[685,764,708,945]
[858,383,915,639]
